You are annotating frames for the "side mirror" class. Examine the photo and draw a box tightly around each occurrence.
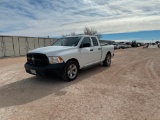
[80,43,91,48]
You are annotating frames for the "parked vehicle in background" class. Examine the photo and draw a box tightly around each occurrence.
[144,43,149,48]
[100,42,109,46]
[112,43,120,49]
[158,43,160,48]
[119,43,126,49]
[127,45,132,48]
[125,44,130,48]
[25,35,114,82]
[124,43,129,48]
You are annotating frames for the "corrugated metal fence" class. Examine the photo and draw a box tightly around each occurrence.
[0,36,57,58]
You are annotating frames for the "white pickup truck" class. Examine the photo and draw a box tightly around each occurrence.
[25,35,114,81]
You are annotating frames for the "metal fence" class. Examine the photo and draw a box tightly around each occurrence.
[0,36,57,58]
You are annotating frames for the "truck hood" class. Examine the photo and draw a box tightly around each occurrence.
[28,46,75,56]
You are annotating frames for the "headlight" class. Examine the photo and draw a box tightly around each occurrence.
[48,56,64,64]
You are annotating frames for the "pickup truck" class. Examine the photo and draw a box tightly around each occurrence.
[25,35,114,81]
[119,43,126,49]
[112,43,120,49]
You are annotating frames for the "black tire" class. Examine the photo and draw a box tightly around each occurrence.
[61,61,79,82]
[103,53,111,67]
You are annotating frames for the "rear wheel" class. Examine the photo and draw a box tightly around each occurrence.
[103,53,111,67]
[61,61,78,82]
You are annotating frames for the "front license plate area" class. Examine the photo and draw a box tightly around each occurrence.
[30,69,36,74]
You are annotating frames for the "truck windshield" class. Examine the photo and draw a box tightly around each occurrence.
[53,37,81,46]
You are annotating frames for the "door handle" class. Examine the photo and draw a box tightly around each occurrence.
[98,48,101,50]
[90,49,94,51]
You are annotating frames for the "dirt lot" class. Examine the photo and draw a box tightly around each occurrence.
[0,48,160,120]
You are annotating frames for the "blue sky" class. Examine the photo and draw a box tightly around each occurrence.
[0,0,160,42]
[101,30,160,42]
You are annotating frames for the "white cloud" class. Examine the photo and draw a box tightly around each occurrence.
[0,0,160,37]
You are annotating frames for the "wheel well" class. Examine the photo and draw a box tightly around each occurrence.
[66,58,80,69]
[107,51,111,55]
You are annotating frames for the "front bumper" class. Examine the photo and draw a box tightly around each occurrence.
[24,62,65,76]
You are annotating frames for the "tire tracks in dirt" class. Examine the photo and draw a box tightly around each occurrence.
[145,59,158,80]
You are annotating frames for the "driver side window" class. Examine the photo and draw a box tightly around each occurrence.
[81,37,91,47]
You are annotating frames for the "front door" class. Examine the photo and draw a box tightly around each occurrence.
[79,37,94,67]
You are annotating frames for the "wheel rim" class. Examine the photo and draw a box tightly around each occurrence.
[107,55,111,65]
[67,64,77,79]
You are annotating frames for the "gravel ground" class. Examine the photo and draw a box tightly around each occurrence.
[0,48,160,120]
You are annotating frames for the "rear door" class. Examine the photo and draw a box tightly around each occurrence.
[91,37,101,63]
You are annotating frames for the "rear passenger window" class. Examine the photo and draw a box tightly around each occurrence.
[81,37,91,47]
[91,37,98,46]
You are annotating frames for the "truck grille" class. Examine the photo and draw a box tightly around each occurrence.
[27,53,49,66]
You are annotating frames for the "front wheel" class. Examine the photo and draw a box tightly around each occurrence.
[61,61,78,82]
[103,53,111,67]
